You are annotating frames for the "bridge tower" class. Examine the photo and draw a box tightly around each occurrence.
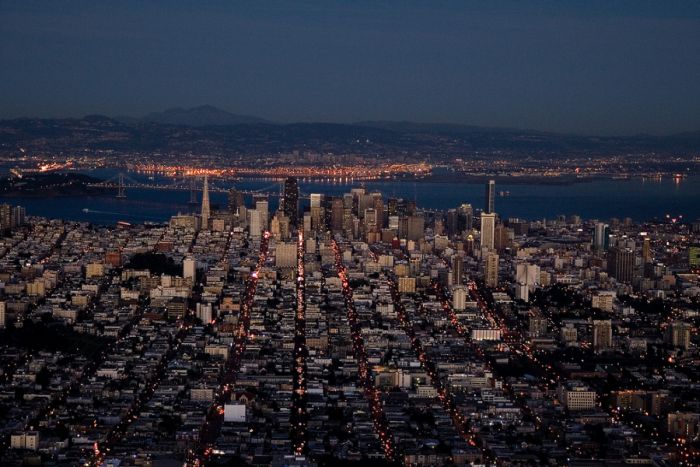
[116,173,127,198]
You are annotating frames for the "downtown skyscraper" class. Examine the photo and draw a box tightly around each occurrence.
[485,179,496,214]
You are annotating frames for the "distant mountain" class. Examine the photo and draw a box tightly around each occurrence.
[136,105,269,127]
[354,120,547,135]
[1,114,700,158]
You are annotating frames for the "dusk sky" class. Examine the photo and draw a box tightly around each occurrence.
[2,0,700,135]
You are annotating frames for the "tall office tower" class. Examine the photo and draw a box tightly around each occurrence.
[303,212,312,234]
[350,188,365,215]
[494,224,511,252]
[388,215,399,230]
[484,252,499,288]
[593,320,613,353]
[357,193,374,219]
[322,195,334,229]
[11,206,25,227]
[452,286,468,311]
[485,179,496,214]
[342,208,353,238]
[607,247,635,283]
[255,197,269,231]
[343,193,354,209]
[277,214,290,240]
[271,213,290,240]
[480,212,496,251]
[509,218,529,236]
[227,188,245,214]
[330,198,344,233]
[200,175,211,229]
[434,218,445,236]
[665,321,692,350]
[310,205,324,233]
[459,203,474,231]
[516,263,541,292]
[270,215,281,240]
[248,209,262,238]
[372,194,384,229]
[687,244,700,269]
[593,222,610,252]
[406,215,425,241]
[183,256,196,281]
[364,208,378,230]
[0,204,12,231]
[465,235,475,256]
[310,193,323,209]
[446,209,459,237]
[282,177,299,225]
[451,253,463,285]
[405,200,417,216]
[0,301,5,328]
[399,199,410,217]
[387,198,399,217]
[642,235,652,263]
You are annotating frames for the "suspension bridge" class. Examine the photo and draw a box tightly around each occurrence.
[88,173,312,200]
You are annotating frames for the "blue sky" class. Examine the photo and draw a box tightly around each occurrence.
[1,1,700,135]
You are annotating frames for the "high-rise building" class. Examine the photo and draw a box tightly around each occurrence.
[200,175,211,229]
[608,247,635,283]
[465,234,475,256]
[372,194,384,229]
[0,204,12,231]
[509,218,529,236]
[183,256,196,281]
[451,254,463,285]
[227,188,245,214]
[485,179,496,214]
[330,198,345,233]
[310,205,324,233]
[460,203,474,231]
[255,197,269,231]
[364,208,378,230]
[593,222,609,252]
[484,252,499,288]
[445,209,459,237]
[593,319,612,353]
[310,193,323,208]
[515,263,541,292]
[387,197,398,217]
[452,286,468,311]
[642,235,652,264]
[248,209,262,238]
[12,206,25,227]
[689,244,700,269]
[406,215,424,241]
[282,177,299,225]
[480,212,496,251]
[665,321,692,350]
[494,224,511,252]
